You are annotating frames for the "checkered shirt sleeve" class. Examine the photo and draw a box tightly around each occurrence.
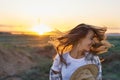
[94,56,102,80]
[49,69,62,80]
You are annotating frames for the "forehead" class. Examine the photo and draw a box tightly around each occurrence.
[87,30,95,36]
[86,30,95,37]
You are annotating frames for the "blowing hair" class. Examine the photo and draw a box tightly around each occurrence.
[51,23,112,65]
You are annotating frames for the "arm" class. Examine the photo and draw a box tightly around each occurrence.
[86,53,102,80]
[49,69,62,80]
[94,56,102,80]
[49,54,62,80]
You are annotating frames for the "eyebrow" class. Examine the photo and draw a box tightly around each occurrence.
[90,34,95,38]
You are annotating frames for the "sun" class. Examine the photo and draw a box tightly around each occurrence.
[32,24,52,35]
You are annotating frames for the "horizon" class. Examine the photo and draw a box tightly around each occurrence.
[0,30,120,35]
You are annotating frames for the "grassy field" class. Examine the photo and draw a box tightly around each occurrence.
[101,36,120,80]
[0,34,120,80]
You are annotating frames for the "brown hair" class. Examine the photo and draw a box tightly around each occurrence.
[51,23,112,65]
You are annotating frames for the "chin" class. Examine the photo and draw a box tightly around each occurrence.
[84,49,90,52]
[86,48,90,51]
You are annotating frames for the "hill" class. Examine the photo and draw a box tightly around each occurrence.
[107,33,120,36]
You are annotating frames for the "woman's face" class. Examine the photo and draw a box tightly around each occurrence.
[78,30,95,51]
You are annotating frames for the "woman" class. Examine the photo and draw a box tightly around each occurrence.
[49,23,111,80]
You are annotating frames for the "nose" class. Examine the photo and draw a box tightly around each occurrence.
[92,37,98,45]
[89,40,94,47]
[92,40,95,45]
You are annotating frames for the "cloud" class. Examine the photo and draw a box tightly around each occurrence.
[0,24,13,27]
[108,27,120,30]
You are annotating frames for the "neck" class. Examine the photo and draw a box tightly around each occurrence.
[70,45,85,59]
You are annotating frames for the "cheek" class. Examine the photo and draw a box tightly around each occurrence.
[80,39,92,50]
[84,40,92,46]
[81,41,90,49]
[88,40,93,45]
[84,40,92,49]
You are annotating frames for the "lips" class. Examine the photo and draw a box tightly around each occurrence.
[84,44,91,51]
[88,44,92,48]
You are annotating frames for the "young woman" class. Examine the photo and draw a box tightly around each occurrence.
[49,23,111,80]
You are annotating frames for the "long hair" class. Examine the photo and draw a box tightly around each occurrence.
[51,23,112,65]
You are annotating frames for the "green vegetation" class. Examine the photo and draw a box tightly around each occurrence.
[100,36,120,80]
[0,34,119,80]
[19,57,52,80]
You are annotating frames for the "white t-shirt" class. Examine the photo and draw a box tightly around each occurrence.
[51,52,97,80]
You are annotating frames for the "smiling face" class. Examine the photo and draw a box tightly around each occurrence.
[78,30,95,52]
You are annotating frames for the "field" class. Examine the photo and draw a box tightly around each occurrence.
[0,34,120,80]
[102,36,120,80]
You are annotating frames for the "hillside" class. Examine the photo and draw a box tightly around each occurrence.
[0,34,119,80]
[106,33,120,36]
[0,46,36,79]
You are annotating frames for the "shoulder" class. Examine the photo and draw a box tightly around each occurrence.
[62,52,69,58]
[54,52,69,60]
[85,52,100,62]
[85,52,99,58]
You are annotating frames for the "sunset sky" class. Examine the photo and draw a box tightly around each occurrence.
[0,0,120,34]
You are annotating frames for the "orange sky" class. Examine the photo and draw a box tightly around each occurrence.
[0,0,120,34]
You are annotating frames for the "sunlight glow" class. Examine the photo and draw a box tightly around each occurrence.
[32,24,52,35]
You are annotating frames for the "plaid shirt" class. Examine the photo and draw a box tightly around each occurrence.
[49,53,102,80]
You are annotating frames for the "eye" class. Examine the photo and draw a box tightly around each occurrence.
[90,35,95,40]
[90,37,93,40]
[90,37,94,40]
